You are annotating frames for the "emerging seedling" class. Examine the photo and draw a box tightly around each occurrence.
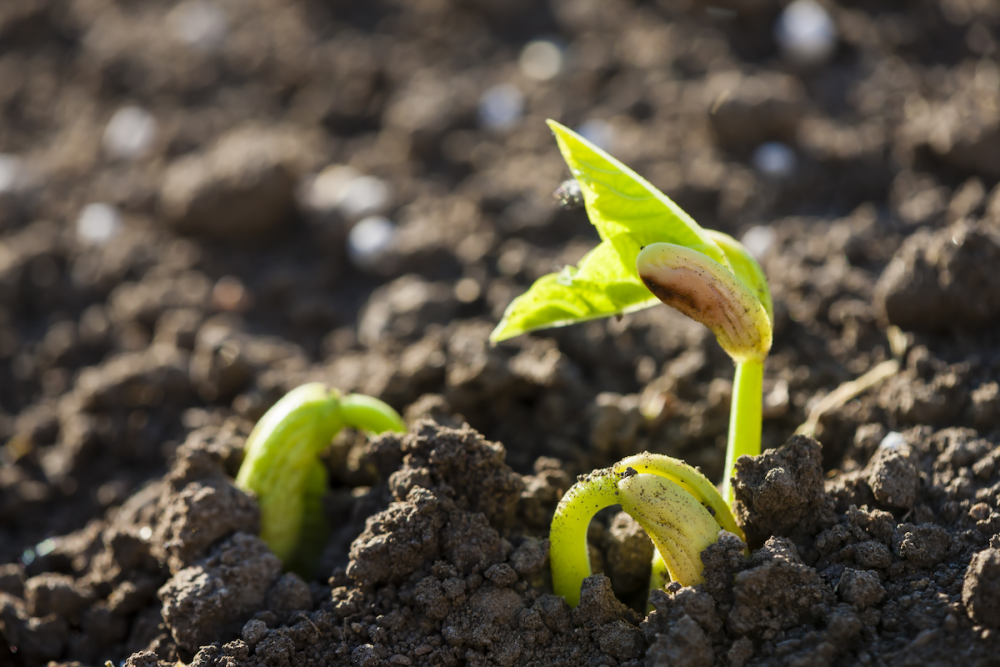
[235,383,405,573]
[636,237,773,503]
[549,452,742,607]
[491,120,773,503]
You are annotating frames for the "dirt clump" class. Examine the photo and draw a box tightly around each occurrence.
[963,548,1000,628]
[5,0,1000,664]
[161,125,317,243]
[732,435,834,547]
[875,221,1000,332]
[158,531,283,652]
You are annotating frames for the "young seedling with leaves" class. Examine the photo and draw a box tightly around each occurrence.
[490,121,773,605]
[235,383,406,574]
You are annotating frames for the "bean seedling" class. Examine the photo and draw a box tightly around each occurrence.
[235,383,405,574]
[491,121,772,603]
[549,452,742,607]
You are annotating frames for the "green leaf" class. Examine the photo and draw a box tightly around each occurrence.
[489,121,742,343]
[491,242,658,342]
[547,120,728,270]
[706,230,773,323]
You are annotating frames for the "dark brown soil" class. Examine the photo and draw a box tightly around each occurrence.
[2,0,1000,665]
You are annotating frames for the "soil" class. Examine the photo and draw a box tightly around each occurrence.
[2,0,1000,665]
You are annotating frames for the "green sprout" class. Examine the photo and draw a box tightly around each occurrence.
[550,452,743,607]
[235,383,405,573]
[490,121,772,604]
[490,120,773,502]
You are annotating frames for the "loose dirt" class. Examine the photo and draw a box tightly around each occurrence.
[2,0,1000,665]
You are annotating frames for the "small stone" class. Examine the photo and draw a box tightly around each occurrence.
[265,572,313,613]
[509,538,548,576]
[338,175,392,220]
[752,142,797,179]
[853,541,892,569]
[775,0,837,65]
[0,563,25,597]
[171,0,228,52]
[963,548,1000,628]
[867,448,919,509]
[741,225,776,259]
[103,106,158,160]
[838,568,885,609]
[24,573,91,617]
[352,644,380,667]
[161,125,309,242]
[484,563,518,587]
[878,432,906,450]
[519,40,563,81]
[242,618,267,645]
[76,203,123,245]
[479,84,524,131]
[348,216,396,271]
[0,154,26,194]
[211,276,253,312]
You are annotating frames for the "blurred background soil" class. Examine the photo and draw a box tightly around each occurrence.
[1,0,1000,665]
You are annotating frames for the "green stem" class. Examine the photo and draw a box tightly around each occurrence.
[649,550,669,606]
[339,394,407,434]
[723,359,764,505]
[549,470,624,607]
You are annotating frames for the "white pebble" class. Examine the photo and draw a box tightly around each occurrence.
[575,119,615,152]
[0,154,24,195]
[339,175,392,219]
[76,203,123,245]
[775,0,837,65]
[878,431,906,451]
[348,216,396,270]
[303,166,391,220]
[171,0,228,52]
[103,106,158,160]
[479,84,524,131]
[519,40,564,81]
[752,142,797,179]
[740,225,777,260]
[304,165,359,212]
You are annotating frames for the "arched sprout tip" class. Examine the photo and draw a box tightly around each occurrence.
[235,383,405,573]
[549,453,743,608]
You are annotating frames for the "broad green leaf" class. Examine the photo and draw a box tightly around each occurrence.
[489,121,768,344]
[491,242,658,342]
[705,230,773,323]
[546,120,728,271]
